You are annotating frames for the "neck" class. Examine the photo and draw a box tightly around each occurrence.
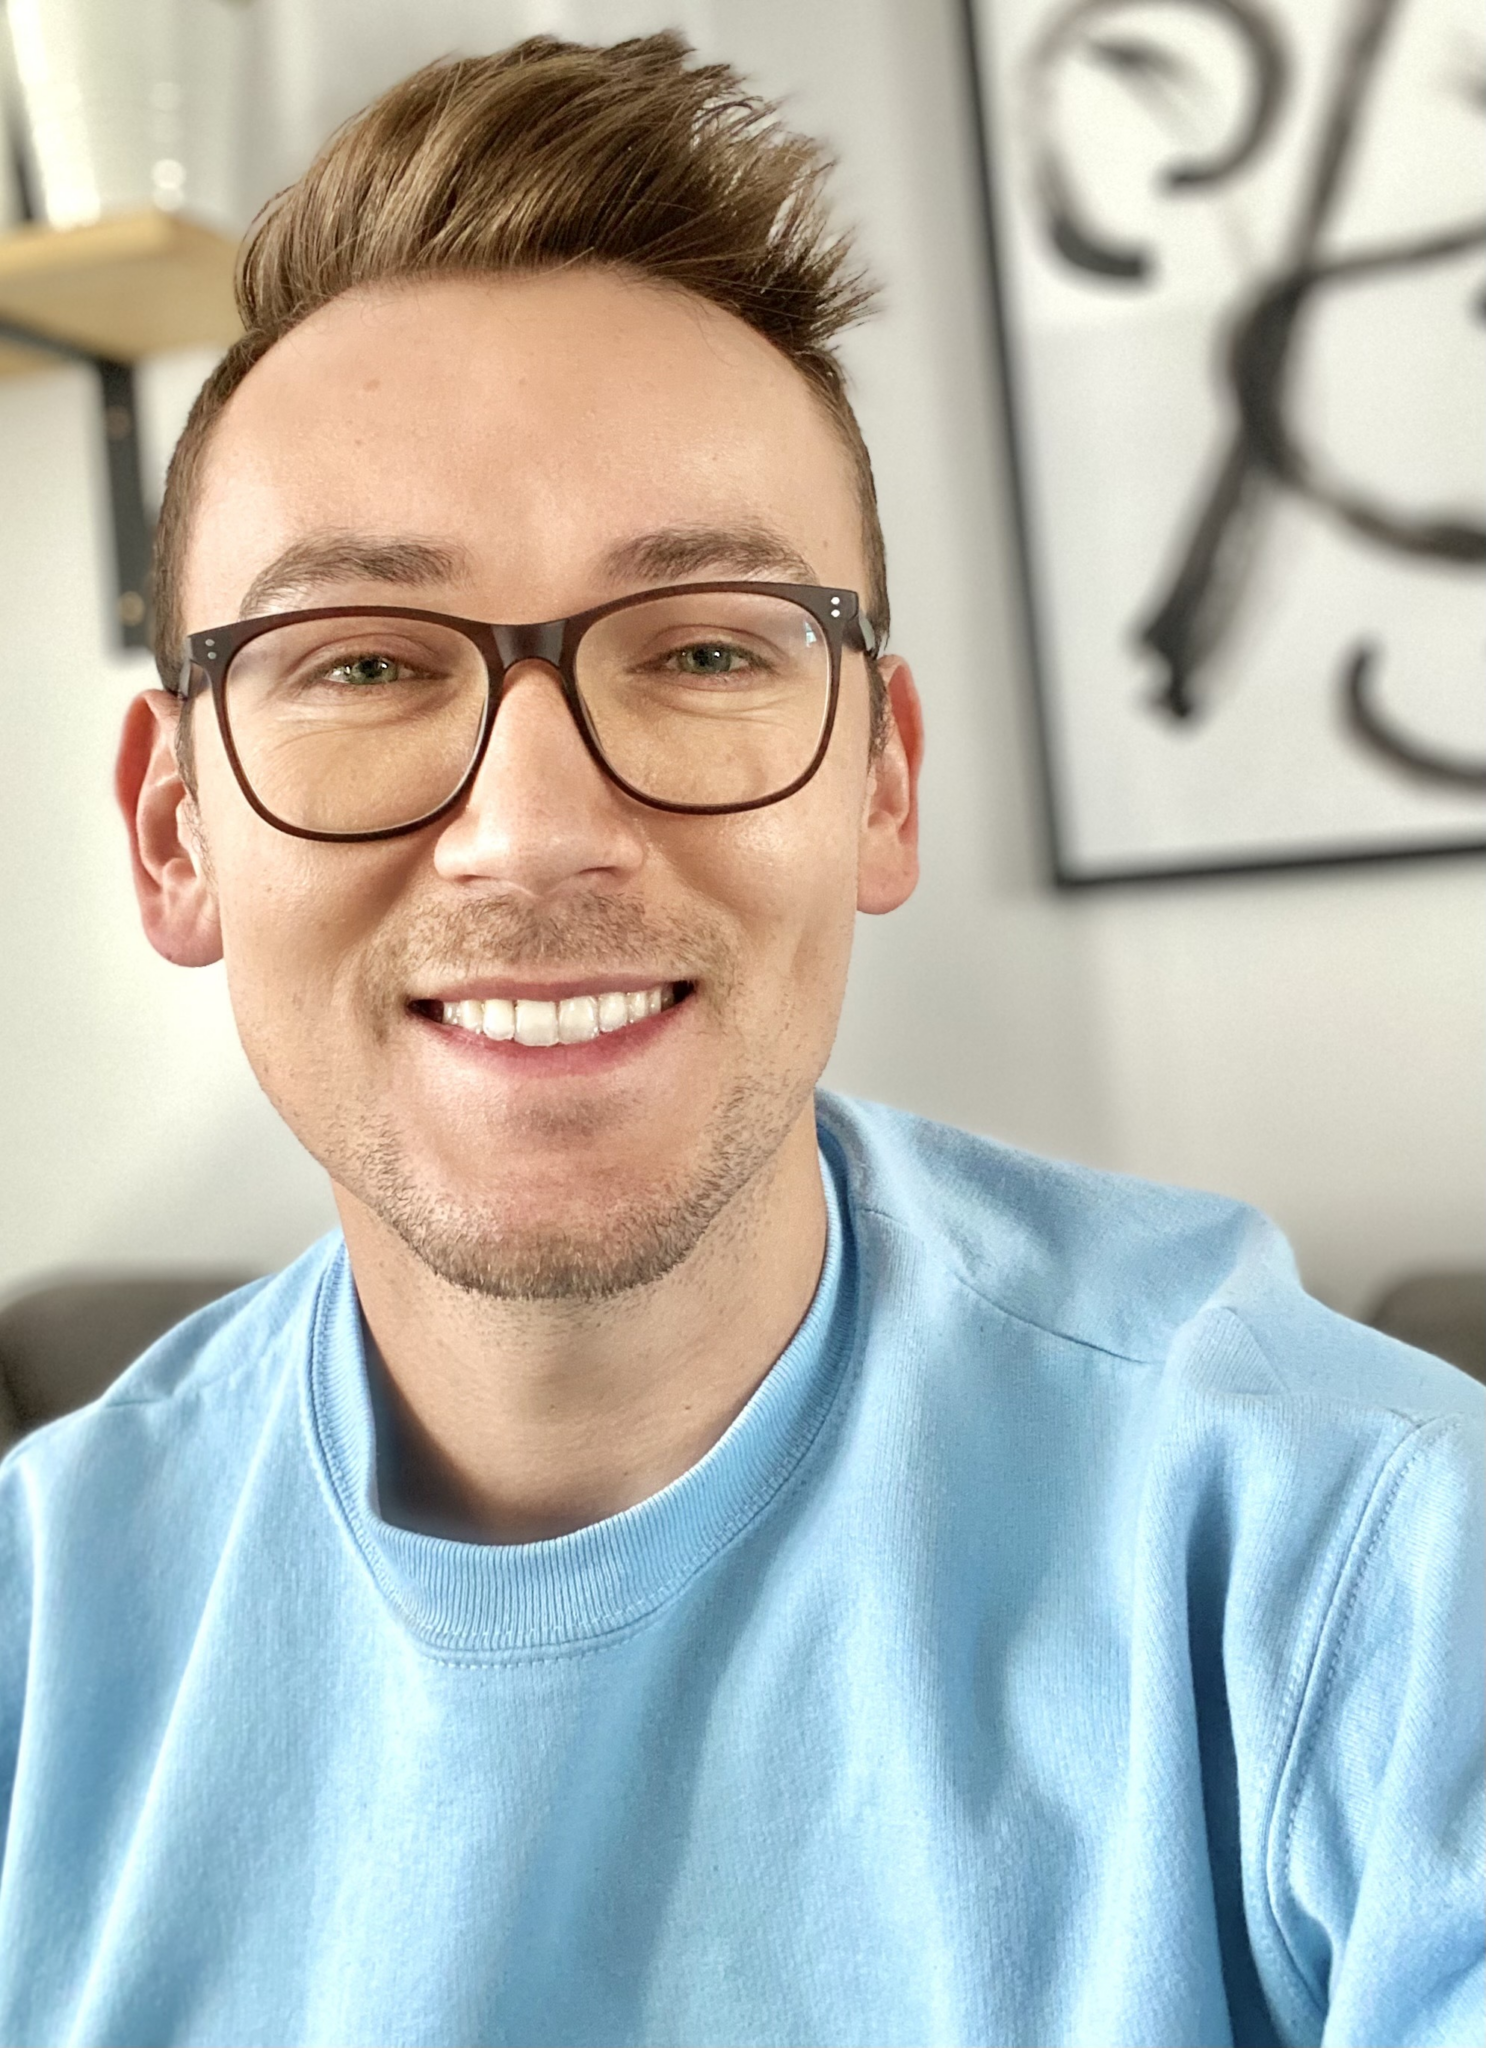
[335,1105,828,1544]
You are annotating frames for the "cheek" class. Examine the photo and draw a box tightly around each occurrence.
[682,785,861,1007]
[214,857,343,1091]
[196,732,404,950]
[200,796,412,1063]
[213,848,409,1133]
[216,843,346,980]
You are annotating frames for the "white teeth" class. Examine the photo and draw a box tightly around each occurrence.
[439,983,676,1045]
[514,999,559,1047]
[482,998,515,1041]
[557,996,599,1043]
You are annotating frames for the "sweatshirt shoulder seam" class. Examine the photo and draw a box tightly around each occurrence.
[851,1197,1168,1368]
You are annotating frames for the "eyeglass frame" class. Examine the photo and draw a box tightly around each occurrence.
[172,580,881,843]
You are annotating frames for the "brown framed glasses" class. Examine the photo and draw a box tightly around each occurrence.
[173,581,879,842]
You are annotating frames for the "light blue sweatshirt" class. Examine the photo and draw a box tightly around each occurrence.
[1,1094,1481,2048]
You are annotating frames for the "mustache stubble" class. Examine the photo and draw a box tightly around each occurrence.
[360,889,741,1030]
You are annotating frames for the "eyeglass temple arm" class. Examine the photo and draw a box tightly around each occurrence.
[172,654,205,700]
[853,613,884,660]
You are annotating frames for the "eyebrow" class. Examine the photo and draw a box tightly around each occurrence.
[239,534,473,618]
[600,524,818,588]
[236,521,819,621]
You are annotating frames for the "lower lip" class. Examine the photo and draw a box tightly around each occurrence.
[409,992,692,1077]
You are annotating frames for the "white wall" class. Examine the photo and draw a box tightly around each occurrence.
[1,0,1480,1318]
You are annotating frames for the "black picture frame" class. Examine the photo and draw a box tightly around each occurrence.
[959,0,1486,886]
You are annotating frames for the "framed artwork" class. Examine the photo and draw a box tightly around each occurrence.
[963,0,1485,882]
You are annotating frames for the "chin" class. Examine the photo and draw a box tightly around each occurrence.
[384,1202,717,1302]
[336,1067,811,1302]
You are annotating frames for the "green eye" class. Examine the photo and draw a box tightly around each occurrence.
[674,642,745,676]
[331,655,402,686]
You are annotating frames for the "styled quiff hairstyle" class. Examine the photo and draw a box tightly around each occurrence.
[152,32,889,713]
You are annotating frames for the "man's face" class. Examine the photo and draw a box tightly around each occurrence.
[143,269,919,1298]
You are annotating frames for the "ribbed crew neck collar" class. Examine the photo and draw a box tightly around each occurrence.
[304,1136,858,1656]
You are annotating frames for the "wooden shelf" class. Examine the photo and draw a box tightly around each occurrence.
[0,210,241,375]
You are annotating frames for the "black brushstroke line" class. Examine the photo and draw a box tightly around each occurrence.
[1137,0,1407,716]
[1232,220,1486,560]
[1286,0,1399,253]
[1088,34,1196,105]
[1047,160,1149,277]
[1027,0,1288,282]
[1343,644,1486,788]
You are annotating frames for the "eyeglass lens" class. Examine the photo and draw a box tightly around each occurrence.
[219,590,835,833]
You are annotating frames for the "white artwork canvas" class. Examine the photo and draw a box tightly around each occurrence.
[966,0,1486,880]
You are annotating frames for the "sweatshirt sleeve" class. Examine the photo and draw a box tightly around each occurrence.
[1268,1415,1485,2048]
[0,1457,34,1874]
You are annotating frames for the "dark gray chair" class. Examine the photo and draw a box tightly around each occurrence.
[1367,1270,1486,1386]
[0,1273,255,1454]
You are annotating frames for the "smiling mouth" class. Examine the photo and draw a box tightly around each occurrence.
[412,982,691,1048]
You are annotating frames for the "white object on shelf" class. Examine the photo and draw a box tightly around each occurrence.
[0,5,26,230]
[6,0,250,232]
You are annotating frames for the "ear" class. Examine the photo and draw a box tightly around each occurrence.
[857,656,923,915]
[115,690,223,967]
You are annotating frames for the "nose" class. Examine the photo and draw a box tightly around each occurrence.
[430,660,646,895]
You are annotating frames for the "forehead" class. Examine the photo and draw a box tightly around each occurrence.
[186,269,860,625]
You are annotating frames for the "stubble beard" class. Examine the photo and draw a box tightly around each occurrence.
[314,894,816,1304]
[349,1062,799,1302]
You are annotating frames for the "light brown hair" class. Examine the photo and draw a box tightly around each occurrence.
[153,32,889,743]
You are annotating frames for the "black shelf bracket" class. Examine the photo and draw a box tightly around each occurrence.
[0,315,152,651]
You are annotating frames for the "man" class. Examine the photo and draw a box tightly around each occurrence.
[0,32,1480,2048]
